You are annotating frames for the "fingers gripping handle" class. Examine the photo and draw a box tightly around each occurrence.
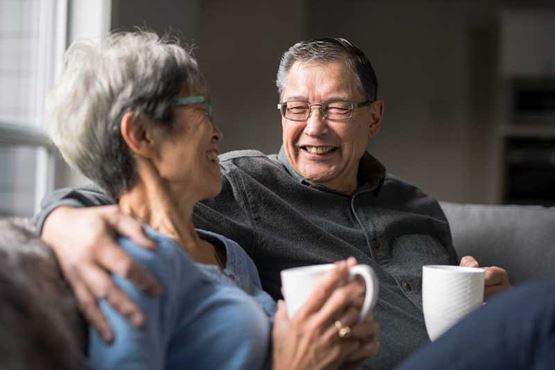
[350,265,379,322]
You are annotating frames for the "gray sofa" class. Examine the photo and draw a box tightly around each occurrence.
[4,203,554,287]
[0,203,553,367]
[440,202,555,285]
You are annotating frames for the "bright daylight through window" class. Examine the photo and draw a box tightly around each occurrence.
[0,0,66,216]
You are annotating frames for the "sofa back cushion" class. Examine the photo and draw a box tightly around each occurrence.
[0,218,85,369]
[440,202,555,285]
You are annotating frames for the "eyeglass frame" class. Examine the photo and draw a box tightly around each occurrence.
[173,96,213,119]
[277,99,373,122]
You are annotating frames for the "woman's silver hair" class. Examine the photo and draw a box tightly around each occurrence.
[46,31,205,200]
[276,37,378,101]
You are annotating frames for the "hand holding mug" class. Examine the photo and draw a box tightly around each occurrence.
[281,261,379,322]
[273,259,380,370]
[460,256,512,299]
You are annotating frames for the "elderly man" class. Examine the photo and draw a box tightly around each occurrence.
[37,37,510,369]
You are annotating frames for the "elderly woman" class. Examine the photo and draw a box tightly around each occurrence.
[45,31,378,369]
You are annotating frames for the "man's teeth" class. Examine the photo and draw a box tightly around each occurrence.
[207,152,219,161]
[304,146,335,154]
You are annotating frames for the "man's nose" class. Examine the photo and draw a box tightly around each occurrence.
[304,105,328,136]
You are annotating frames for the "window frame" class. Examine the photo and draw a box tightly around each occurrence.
[0,0,111,215]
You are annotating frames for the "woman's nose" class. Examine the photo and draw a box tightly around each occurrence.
[212,123,223,142]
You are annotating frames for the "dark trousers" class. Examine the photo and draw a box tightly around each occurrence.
[396,279,555,370]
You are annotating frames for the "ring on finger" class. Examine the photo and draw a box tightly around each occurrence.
[334,320,352,339]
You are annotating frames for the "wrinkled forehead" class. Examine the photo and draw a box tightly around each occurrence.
[282,60,362,100]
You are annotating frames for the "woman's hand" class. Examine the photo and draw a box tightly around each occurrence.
[41,205,161,342]
[272,258,380,370]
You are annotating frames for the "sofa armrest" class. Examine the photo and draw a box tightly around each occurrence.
[0,217,85,368]
[440,202,555,285]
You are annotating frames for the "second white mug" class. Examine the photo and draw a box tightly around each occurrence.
[422,265,485,341]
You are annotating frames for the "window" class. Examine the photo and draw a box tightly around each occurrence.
[0,0,67,217]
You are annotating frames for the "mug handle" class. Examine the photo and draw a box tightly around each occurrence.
[350,264,379,322]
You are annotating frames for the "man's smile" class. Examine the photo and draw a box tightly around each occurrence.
[300,145,338,155]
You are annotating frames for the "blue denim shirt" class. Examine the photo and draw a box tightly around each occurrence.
[88,227,271,370]
[195,228,276,318]
[36,148,457,370]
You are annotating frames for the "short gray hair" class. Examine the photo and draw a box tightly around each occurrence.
[276,37,378,101]
[46,31,205,199]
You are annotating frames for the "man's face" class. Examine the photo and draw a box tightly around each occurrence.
[281,61,383,194]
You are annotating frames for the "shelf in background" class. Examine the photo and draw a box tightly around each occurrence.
[499,124,555,138]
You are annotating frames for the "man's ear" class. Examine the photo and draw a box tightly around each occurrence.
[368,100,384,139]
[120,111,156,158]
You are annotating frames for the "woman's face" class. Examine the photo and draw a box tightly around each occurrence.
[152,86,223,202]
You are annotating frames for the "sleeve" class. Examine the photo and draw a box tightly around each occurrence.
[87,238,169,370]
[33,183,114,235]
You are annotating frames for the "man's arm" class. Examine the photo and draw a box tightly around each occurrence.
[34,184,113,234]
[35,184,160,342]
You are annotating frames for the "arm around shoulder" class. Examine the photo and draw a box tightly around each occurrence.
[34,184,113,234]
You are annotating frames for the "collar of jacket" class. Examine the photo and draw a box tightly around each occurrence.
[277,146,386,196]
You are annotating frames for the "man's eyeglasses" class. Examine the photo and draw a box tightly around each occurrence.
[174,96,213,120]
[277,99,372,122]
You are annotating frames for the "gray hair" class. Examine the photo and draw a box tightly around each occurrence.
[0,218,85,369]
[46,31,205,199]
[276,37,378,101]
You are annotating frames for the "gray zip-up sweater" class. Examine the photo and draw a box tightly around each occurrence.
[35,148,457,370]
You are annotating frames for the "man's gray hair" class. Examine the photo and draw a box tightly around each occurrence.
[46,31,204,200]
[276,37,378,101]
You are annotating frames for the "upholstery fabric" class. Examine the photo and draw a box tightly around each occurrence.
[440,202,555,284]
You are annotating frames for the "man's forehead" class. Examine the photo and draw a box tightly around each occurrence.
[284,61,360,99]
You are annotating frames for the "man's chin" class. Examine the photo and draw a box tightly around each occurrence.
[298,168,335,184]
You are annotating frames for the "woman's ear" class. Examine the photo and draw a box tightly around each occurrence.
[120,112,156,158]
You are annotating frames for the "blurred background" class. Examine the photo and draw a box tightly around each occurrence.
[1,0,554,217]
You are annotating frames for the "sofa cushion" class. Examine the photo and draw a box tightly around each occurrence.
[0,218,85,368]
[440,202,555,285]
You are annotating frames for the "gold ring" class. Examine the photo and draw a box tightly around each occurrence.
[334,320,352,339]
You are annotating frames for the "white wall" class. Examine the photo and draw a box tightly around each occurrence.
[307,1,499,202]
[56,0,555,204]
[111,0,198,43]
[197,0,307,154]
[196,0,554,203]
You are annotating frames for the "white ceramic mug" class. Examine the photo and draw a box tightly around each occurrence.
[280,263,379,321]
[422,265,485,341]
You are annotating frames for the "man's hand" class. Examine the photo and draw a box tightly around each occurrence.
[41,205,161,342]
[459,256,511,300]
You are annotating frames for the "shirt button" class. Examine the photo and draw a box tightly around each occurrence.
[371,238,380,256]
[402,280,412,292]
